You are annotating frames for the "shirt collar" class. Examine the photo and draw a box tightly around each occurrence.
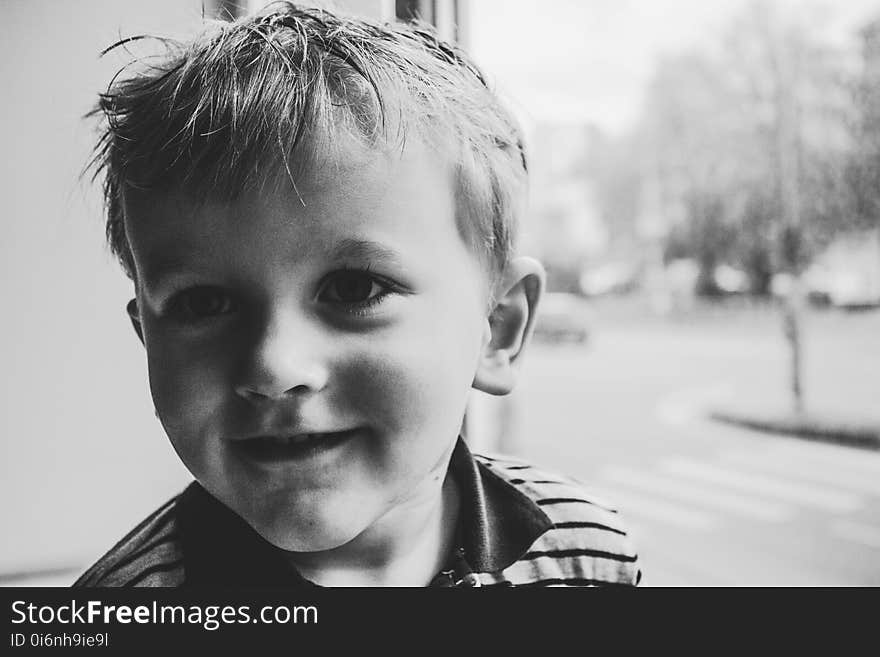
[448,437,553,573]
[176,437,552,586]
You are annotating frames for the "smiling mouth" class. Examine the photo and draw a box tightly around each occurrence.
[233,429,359,464]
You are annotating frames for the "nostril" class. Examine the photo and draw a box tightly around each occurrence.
[235,382,316,402]
[234,342,330,400]
[235,386,267,402]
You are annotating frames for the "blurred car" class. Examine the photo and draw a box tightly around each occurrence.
[579,261,641,297]
[532,292,591,344]
[773,267,880,310]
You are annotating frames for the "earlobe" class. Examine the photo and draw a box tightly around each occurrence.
[472,257,545,396]
[126,298,145,345]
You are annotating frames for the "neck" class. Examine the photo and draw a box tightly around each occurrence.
[287,473,461,587]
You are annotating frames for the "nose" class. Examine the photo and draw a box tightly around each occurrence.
[234,310,330,402]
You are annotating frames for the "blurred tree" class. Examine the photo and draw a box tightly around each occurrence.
[663,190,737,297]
[635,1,857,414]
[724,3,854,413]
[736,187,778,295]
[589,133,642,250]
[637,47,762,288]
[845,19,880,234]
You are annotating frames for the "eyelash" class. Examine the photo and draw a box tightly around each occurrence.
[320,267,399,316]
[164,286,235,323]
[163,269,400,323]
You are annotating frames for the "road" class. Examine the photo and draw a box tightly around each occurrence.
[6,301,878,587]
[488,303,880,586]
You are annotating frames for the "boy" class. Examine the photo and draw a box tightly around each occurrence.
[75,2,640,587]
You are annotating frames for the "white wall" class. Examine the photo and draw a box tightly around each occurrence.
[0,0,206,577]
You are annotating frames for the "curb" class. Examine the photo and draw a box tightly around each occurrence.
[708,409,880,452]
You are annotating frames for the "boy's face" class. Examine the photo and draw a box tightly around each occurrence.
[124,142,491,551]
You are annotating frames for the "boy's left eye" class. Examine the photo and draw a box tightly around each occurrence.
[319,270,389,305]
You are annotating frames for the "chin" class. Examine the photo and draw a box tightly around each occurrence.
[264,532,352,554]
[251,507,368,554]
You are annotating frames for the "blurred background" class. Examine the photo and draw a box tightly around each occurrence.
[2,0,878,586]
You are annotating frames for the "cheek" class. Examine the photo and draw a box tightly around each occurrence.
[334,355,433,434]
[145,336,230,439]
[335,319,483,439]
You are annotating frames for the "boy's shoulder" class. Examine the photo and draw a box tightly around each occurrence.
[72,495,185,588]
[471,451,641,587]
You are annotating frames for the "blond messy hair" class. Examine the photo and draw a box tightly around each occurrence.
[89,1,527,281]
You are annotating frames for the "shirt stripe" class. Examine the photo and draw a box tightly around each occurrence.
[122,559,186,587]
[73,498,183,587]
[100,531,179,580]
[486,577,635,588]
[551,521,628,536]
[536,497,619,511]
[523,548,639,563]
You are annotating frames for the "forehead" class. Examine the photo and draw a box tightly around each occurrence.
[122,140,484,284]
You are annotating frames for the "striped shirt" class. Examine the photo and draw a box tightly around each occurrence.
[73,439,640,587]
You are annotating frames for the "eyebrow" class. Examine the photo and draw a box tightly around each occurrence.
[139,250,200,290]
[327,239,404,268]
[140,238,404,288]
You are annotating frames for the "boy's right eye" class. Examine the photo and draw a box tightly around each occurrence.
[166,286,236,321]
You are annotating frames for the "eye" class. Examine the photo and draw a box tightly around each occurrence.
[167,286,235,320]
[320,270,388,305]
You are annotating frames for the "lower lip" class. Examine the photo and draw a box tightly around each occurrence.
[232,429,360,466]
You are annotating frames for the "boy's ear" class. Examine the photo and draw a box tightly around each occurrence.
[126,298,145,345]
[473,256,546,396]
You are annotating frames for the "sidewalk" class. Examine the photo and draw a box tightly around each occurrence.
[594,295,880,451]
